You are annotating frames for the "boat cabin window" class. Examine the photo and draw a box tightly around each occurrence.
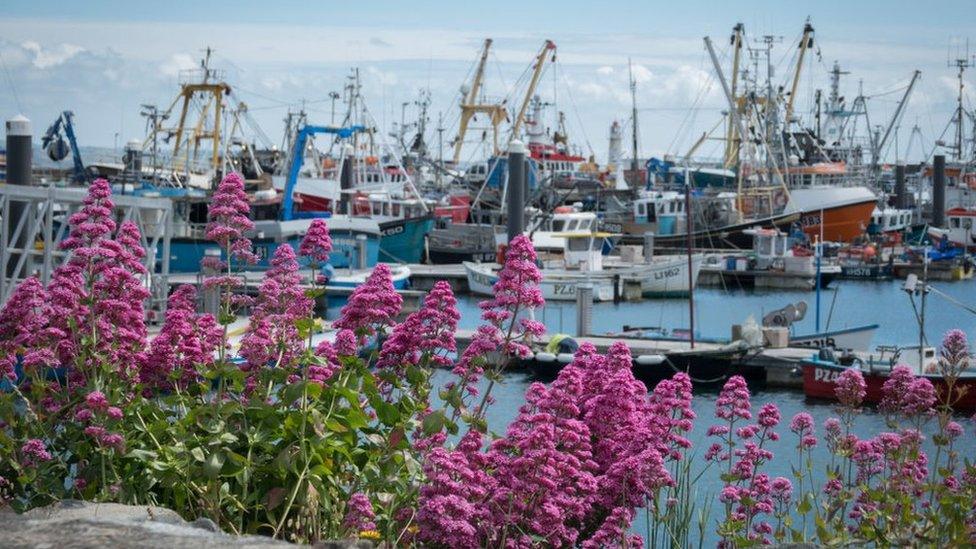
[392,203,401,217]
[637,203,646,217]
[951,217,960,228]
[552,219,565,231]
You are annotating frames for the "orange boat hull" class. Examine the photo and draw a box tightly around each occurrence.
[797,200,876,242]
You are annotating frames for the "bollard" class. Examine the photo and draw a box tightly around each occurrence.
[932,155,946,228]
[894,164,907,209]
[5,115,31,278]
[200,248,222,315]
[642,231,655,263]
[339,143,355,215]
[355,234,368,270]
[506,140,527,243]
[575,282,593,337]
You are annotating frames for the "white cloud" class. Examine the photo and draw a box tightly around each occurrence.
[20,40,85,69]
[159,53,197,77]
[596,65,614,75]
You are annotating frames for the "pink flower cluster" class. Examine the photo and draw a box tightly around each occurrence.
[298,218,332,266]
[452,235,545,406]
[880,365,936,417]
[708,376,784,543]
[342,492,376,533]
[0,277,62,379]
[418,342,676,547]
[834,368,866,408]
[376,281,459,394]
[20,439,52,467]
[141,285,222,390]
[240,244,313,371]
[6,180,152,388]
[334,263,403,340]
[74,390,126,452]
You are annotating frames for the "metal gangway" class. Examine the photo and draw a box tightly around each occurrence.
[0,184,173,319]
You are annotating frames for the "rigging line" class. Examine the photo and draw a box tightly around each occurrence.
[556,62,594,157]
[0,49,23,113]
[666,46,717,155]
[928,285,976,317]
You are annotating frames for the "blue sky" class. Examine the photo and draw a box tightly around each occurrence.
[0,1,973,163]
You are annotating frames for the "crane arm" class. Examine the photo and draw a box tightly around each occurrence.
[784,23,814,125]
[509,40,556,143]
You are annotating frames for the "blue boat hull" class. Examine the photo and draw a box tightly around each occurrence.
[162,231,381,273]
[378,216,434,263]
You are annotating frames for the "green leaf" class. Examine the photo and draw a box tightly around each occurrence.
[422,410,446,436]
[190,446,206,463]
[204,451,226,480]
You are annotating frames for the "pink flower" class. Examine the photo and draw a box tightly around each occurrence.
[85,391,109,410]
[716,376,752,421]
[106,407,123,420]
[834,368,866,408]
[946,421,964,439]
[206,172,254,252]
[334,329,357,356]
[376,281,459,394]
[240,244,312,370]
[334,263,403,338]
[881,365,935,416]
[21,439,52,466]
[298,218,332,265]
[342,492,376,533]
[452,236,545,400]
[140,284,222,390]
[771,476,792,502]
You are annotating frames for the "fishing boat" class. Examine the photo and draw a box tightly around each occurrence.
[786,183,878,243]
[698,228,841,290]
[527,341,761,387]
[801,345,976,410]
[464,232,701,301]
[927,208,976,250]
[609,190,798,250]
[614,323,878,353]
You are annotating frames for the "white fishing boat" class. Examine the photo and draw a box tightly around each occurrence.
[464,232,702,301]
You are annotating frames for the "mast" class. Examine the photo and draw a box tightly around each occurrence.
[685,178,695,349]
[629,58,640,176]
[784,22,814,126]
[724,23,744,168]
[453,39,495,164]
[510,40,557,143]
[949,43,972,161]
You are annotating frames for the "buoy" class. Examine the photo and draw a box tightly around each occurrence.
[534,352,557,362]
[634,354,666,365]
[556,353,574,363]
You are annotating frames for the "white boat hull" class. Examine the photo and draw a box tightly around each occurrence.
[791,324,879,352]
[463,262,617,302]
[632,254,704,296]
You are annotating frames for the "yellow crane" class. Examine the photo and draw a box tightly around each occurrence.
[509,40,557,144]
[723,23,744,169]
[451,39,508,164]
[784,22,815,126]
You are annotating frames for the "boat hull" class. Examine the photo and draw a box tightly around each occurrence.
[791,324,878,352]
[463,262,617,302]
[635,255,703,296]
[378,215,434,264]
[801,361,976,410]
[788,187,877,242]
[611,211,798,250]
[163,229,381,272]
